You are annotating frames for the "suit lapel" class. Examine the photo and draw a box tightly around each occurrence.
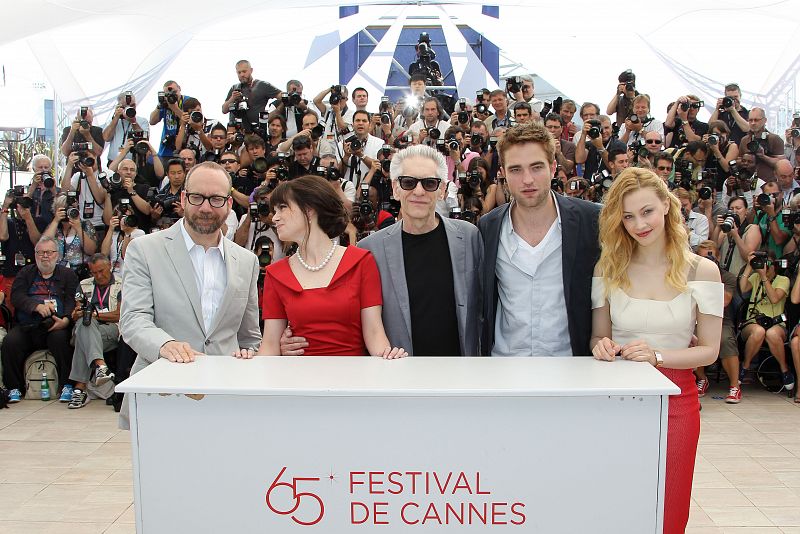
[207,239,238,337]
[557,195,578,315]
[164,222,206,335]
[385,222,413,339]
[443,218,467,338]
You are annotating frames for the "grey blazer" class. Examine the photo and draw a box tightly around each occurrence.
[119,221,262,428]
[358,217,483,356]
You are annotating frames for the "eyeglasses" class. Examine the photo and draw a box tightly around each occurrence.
[220,159,238,164]
[397,176,441,192]
[185,192,231,208]
[35,250,58,257]
[656,166,673,171]
[646,139,662,144]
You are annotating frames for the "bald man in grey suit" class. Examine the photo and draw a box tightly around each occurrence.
[119,162,261,428]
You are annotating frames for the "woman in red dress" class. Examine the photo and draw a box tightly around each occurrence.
[257,175,406,358]
[590,168,723,534]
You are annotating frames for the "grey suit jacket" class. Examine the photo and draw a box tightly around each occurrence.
[119,221,261,428]
[358,217,483,356]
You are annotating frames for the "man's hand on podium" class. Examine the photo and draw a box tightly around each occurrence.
[233,348,256,359]
[160,341,203,363]
[280,326,308,356]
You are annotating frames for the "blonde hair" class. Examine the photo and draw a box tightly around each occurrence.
[597,167,693,295]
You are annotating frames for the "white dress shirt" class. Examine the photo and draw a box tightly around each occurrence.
[686,210,710,249]
[180,219,227,332]
[492,195,572,357]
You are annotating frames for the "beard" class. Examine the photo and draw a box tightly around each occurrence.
[186,211,225,235]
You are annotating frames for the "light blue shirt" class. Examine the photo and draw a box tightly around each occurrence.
[492,194,572,357]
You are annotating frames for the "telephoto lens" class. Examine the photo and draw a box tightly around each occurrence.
[190,111,204,124]
[428,128,441,140]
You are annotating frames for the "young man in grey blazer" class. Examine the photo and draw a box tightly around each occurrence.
[282,145,482,356]
[119,162,262,428]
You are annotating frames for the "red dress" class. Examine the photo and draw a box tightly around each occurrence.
[261,246,382,356]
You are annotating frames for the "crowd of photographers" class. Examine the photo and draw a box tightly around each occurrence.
[2,43,800,408]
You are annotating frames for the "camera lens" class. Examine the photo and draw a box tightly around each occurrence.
[124,106,137,119]
[190,111,204,124]
[721,96,734,109]
[428,128,441,140]
[757,193,771,206]
[708,134,718,146]
[629,114,639,124]
[252,157,268,174]
[698,186,713,200]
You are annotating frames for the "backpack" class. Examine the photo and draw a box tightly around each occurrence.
[25,350,59,399]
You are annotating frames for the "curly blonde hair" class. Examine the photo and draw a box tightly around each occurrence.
[597,167,693,295]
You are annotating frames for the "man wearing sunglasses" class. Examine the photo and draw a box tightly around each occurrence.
[281,145,483,357]
[119,162,262,429]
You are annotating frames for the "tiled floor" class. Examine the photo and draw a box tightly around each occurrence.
[0,381,798,533]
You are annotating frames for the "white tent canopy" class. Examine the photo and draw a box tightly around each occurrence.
[1,0,799,144]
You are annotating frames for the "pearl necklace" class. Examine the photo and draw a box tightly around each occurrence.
[296,239,337,272]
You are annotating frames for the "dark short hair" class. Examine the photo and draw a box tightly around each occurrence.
[292,137,312,151]
[352,109,370,123]
[654,151,674,166]
[708,120,731,135]
[608,148,627,163]
[269,175,348,239]
[728,195,748,209]
[513,101,532,114]
[244,134,266,149]
[182,97,201,112]
[544,113,564,126]
[686,140,708,156]
[409,74,427,84]
[444,126,464,139]
[167,158,186,172]
[352,87,368,98]
[211,123,227,134]
[269,115,288,133]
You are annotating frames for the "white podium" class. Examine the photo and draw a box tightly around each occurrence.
[117,356,679,534]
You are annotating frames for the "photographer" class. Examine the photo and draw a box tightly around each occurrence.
[239,134,267,172]
[221,60,281,125]
[606,70,638,124]
[264,117,286,157]
[785,118,800,167]
[512,102,534,125]
[177,147,197,174]
[739,249,794,390]
[64,254,121,409]
[44,193,98,272]
[712,196,760,276]
[1,237,77,404]
[617,94,664,149]
[506,74,541,111]
[318,153,356,208]
[408,33,444,86]
[103,158,154,231]
[372,97,398,145]
[350,183,395,241]
[559,99,579,141]
[484,90,512,130]
[720,153,762,208]
[175,98,212,154]
[0,190,46,297]
[277,111,336,159]
[109,138,165,190]
[668,141,708,187]
[754,180,791,256]
[709,82,750,144]
[442,126,477,183]
[60,107,104,159]
[675,188,710,248]
[313,84,354,136]
[103,91,150,164]
[287,137,319,179]
[149,159,186,223]
[544,113,576,175]
[665,95,708,148]
[776,159,799,206]
[694,241,742,404]
[149,80,189,159]
[654,152,674,184]
[740,107,787,180]
[465,157,497,214]
[340,110,383,182]
[702,121,739,196]
[469,120,491,159]
[267,80,309,137]
[407,97,450,142]
[564,177,589,200]
[575,115,626,181]
[60,151,106,232]
[101,201,145,276]
[26,154,57,224]
[200,123,233,162]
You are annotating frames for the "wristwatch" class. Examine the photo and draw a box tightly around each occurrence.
[653,351,664,368]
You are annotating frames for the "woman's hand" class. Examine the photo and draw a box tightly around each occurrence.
[379,346,407,360]
[591,337,620,361]
[620,339,657,365]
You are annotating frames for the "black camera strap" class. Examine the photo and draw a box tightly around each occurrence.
[723,235,736,271]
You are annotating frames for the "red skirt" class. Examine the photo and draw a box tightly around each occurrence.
[659,367,700,534]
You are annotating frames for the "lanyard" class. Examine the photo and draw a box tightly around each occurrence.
[95,285,111,309]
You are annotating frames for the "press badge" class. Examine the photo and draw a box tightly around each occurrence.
[14,253,26,266]
[43,299,58,313]
[83,202,94,219]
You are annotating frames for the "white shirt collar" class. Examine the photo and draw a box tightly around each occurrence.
[180,218,225,259]
[503,191,562,236]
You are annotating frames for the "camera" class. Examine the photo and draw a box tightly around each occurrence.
[71,142,95,167]
[475,103,488,115]
[329,85,345,106]
[747,140,761,153]
[707,134,719,146]
[428,128,441,141]
[7,185,33,211]
[76,291,95,328]
[680,100,704,112]
[628,114,640,124]
[346,135,363,152]
[123,106,137,120]
[379,97,391,112]
[721,96,734,110]
[720,211,741,233]
[158,90,178,108]
[98,172,122,191]
[316,165,341,182]
[791,129,800,139]
[65,191,79,221]
[190,111,204,125]
[587,119,601,140]
[380,112,392,125]
[755,313,787,329]
[470,134,484,147]
[357,183,372,218]
[251,157,268,174]
[79,106,90,129]
[282,92,302,107]
[593,169,613,190]
[782,208,800,226]
[619,70,636,92]
[310,123,325,140]
[449,206,463,220]
[756,192,772,208]
[249,201,270,219]
[674,158,694,179]
[698,186,713,200]
[447,137,460,152]
[380,144,392,158]
[488,136,498,148]
[40,172,55,189]
[506,76,522,94]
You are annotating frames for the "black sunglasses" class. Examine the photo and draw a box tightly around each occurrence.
[398,176,441,192]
